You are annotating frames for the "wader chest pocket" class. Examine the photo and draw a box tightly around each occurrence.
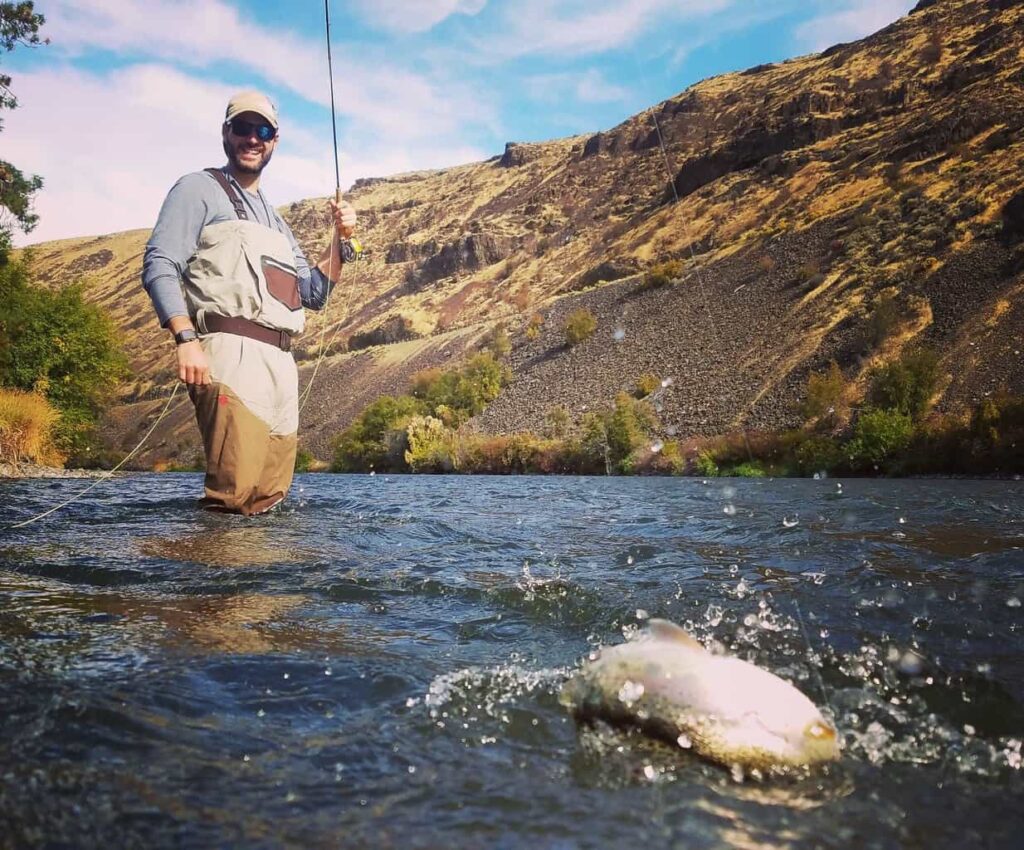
[262,256,301,311]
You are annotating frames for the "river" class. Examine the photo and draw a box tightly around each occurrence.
[1,474,1021,848]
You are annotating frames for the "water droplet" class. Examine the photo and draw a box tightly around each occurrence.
[963,724,976,736]
[642,764,657,780]
[1007,597,1021,609]
[283,673,290,680]
[243,754,250,762]
[636,608,649,620]
[257,709,265,718]
[723,503,736,516]
[898,517,906,524]
[618,680,645,705]
[369,470,376,476]
[677,733,692,749]
[408,765,417,774]
[782,516,799,528]
[898,650,924,675]
[706,604,724,627]
[324,668,332,676]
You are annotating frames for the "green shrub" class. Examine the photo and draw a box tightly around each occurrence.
[331,394,422,472]
[294,447,314,472]
[793,434,844,475]
[966,393,1024,473]
[481,322,511,359]
[634,373,660,399]
[404,415,459,472]
[0,259,128,459]
[652,439,686,475]
[846,407,914,471]
[728,461,767,478]
[565,309,598,350]
[694,451,719,477]
[641,260,684,290]
[862,292,900,352]
[604,392,658,474]
[525,313,544,340]
[546,405,570,438]
[801,361,845,422]
[564,308,597,348]
[867,347,941,420]
[411,352,508,426]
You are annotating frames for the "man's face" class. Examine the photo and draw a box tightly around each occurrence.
[222,111,278,175]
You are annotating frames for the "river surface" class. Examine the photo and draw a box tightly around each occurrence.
[0,474,1022,849]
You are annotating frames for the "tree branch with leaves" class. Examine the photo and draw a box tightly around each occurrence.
[0,1,46,258]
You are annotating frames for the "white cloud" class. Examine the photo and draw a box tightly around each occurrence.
[39,0,492,139]
[471,0,733,59]
[3,0,496,244]
[795,0,917,52]
[524,69,631,105]
[349,0,488,34]
[5,63,487,246]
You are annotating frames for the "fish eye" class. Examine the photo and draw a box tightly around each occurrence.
[805,721,836,741]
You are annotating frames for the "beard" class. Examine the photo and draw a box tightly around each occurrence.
[223,136,274,175]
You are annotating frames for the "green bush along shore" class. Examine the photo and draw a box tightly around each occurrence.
[328,344,1022,477]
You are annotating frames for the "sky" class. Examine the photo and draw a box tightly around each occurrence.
[3,0,917,246]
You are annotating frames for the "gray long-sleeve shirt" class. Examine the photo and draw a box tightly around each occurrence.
[142,168,332,326]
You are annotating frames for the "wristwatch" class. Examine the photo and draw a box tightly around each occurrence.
[174,328,199,345]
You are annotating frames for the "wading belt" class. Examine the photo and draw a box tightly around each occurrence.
[204,313,292,352]
[202,167,293,353]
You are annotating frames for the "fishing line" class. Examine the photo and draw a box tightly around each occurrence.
[640,98,753,462]
[792,597,833,714]
[3,382,186,531]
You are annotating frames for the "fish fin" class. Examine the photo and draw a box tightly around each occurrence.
[647,619,705,651]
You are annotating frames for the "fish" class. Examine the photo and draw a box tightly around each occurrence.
[560,618,840,770]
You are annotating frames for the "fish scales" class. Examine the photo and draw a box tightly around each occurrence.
[561,619,840,770]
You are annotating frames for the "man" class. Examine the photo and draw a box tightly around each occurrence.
[142,90,356,515]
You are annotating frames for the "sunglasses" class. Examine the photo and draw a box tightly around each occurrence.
[227,118,277,142]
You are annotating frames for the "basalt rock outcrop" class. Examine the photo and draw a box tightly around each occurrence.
[404,233,515,290]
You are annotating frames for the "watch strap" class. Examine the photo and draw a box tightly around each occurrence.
[174,328,199,345]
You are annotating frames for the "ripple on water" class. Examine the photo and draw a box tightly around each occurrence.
[0,474,1022,848]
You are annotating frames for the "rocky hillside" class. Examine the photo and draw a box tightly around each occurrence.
[20,0,1024,466]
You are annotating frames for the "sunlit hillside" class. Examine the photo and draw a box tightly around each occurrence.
[20,0,1024,466]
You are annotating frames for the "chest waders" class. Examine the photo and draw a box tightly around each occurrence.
[184,168,304,515]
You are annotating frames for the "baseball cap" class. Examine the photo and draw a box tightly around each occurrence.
[224,90,279,129]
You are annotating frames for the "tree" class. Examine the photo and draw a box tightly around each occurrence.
[0,257,128,459]
[1,1,46,258]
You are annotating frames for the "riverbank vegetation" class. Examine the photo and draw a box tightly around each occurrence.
[0,256,127,466]
[326,344,1022,477]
